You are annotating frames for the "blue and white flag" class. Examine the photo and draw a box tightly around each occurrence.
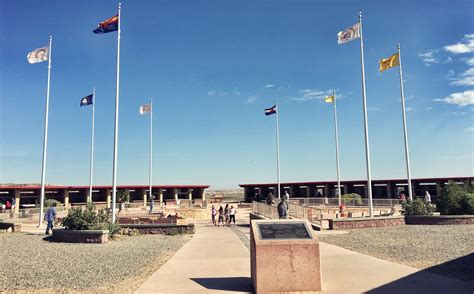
[265,105,277,116]
[80,94,93,107]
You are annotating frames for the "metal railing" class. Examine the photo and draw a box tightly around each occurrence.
[252,201,324,229]
[289,197,402,207]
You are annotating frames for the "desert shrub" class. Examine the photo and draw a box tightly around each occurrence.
[62,202,119,235]
[438,182,474,215]
[341,193,363,205]
[44,199,62,207]
[402,198,435,215]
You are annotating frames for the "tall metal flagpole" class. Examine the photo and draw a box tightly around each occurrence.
[39,36,53,227]
[276,100,281,201]
[333,90,342,206]
[89,87,96,202]
[359,12,373,217]
[149,98,153,209]
[111,3,121,223]
[397,44,413,201]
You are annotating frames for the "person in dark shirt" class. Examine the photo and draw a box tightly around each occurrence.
[44,202,57,235]
[277,199,288,219]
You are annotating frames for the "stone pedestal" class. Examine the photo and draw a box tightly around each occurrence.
[250,219,322,293]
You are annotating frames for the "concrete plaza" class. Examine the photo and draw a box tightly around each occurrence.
[135,219,472,293]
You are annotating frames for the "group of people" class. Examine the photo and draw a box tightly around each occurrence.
[255,190,291,219]
[0,198,15,213]
[211,204,237,226]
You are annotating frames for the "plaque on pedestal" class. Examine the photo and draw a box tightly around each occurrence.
[250,219,322,293]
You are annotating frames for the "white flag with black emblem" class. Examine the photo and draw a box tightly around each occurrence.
[27,45,49,64]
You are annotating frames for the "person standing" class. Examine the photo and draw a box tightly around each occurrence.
[44,202,57,235]
[217,206,224,227]
[277,199,288,219]
[229,206,237,225]
[224,204,230,226]
[424,191,431,204]
[211,205,217,226]
[266,192,275,206]
[149,193,155,213]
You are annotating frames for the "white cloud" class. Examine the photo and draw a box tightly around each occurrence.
[466,126,474,132]
[406,107,415,112]
[246,96,257,104]
[444,34,474,54]
[232,88,241,95]
[265,84,275,88]
[466,57,474,66]
[435,90,474,106]
[451,67,474,86]
[290,89,333,102]
[426,107,433,110]
[418,50,439,66]
[207,90,229,96]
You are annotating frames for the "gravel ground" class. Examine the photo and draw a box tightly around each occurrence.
[0,233,191,293]
[318,225,474,281]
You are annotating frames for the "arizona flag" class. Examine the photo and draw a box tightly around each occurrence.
[93,15,119,34]
[265,105,277,116]
[379,52,400,72]
[80,94,93,107]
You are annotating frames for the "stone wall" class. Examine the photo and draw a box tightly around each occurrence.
[329,216,405,230]
[405,215,474,225]
[118,223,195,234]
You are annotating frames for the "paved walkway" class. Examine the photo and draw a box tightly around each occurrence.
[135,219,472,293]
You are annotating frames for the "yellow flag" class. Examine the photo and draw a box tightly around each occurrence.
[325,95,334,103]
[379,52,400,72]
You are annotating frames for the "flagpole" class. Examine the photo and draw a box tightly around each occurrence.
[149,98,153,210]
[39,36,53,227]
[111,3,121,223]
[89,87,96,203]
[276,100,281,201]
[397,44,413,201]
[359,12,373,217]
[333,90,342,206]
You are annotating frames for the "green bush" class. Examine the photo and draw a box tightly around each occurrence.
[44,199,62,207]
[402,198,435,215]
[117,190,130,203]
[62,202,119,236]
[438,182,474,215]
[341,193,363,205]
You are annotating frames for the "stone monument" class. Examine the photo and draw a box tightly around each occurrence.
[250,219,322,293]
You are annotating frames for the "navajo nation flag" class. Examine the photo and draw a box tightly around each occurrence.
[265,105,277,116]
[93,15,119,34]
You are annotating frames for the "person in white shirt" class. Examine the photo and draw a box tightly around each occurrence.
[424,191,431,203]
[229,206,237,225]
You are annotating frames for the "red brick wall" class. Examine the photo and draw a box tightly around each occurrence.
[329,217,405,230]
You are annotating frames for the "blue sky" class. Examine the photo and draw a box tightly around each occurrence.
[0,0,473,189]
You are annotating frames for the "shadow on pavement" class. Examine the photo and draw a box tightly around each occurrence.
[191,277,253,292]
[366,253,474,294]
